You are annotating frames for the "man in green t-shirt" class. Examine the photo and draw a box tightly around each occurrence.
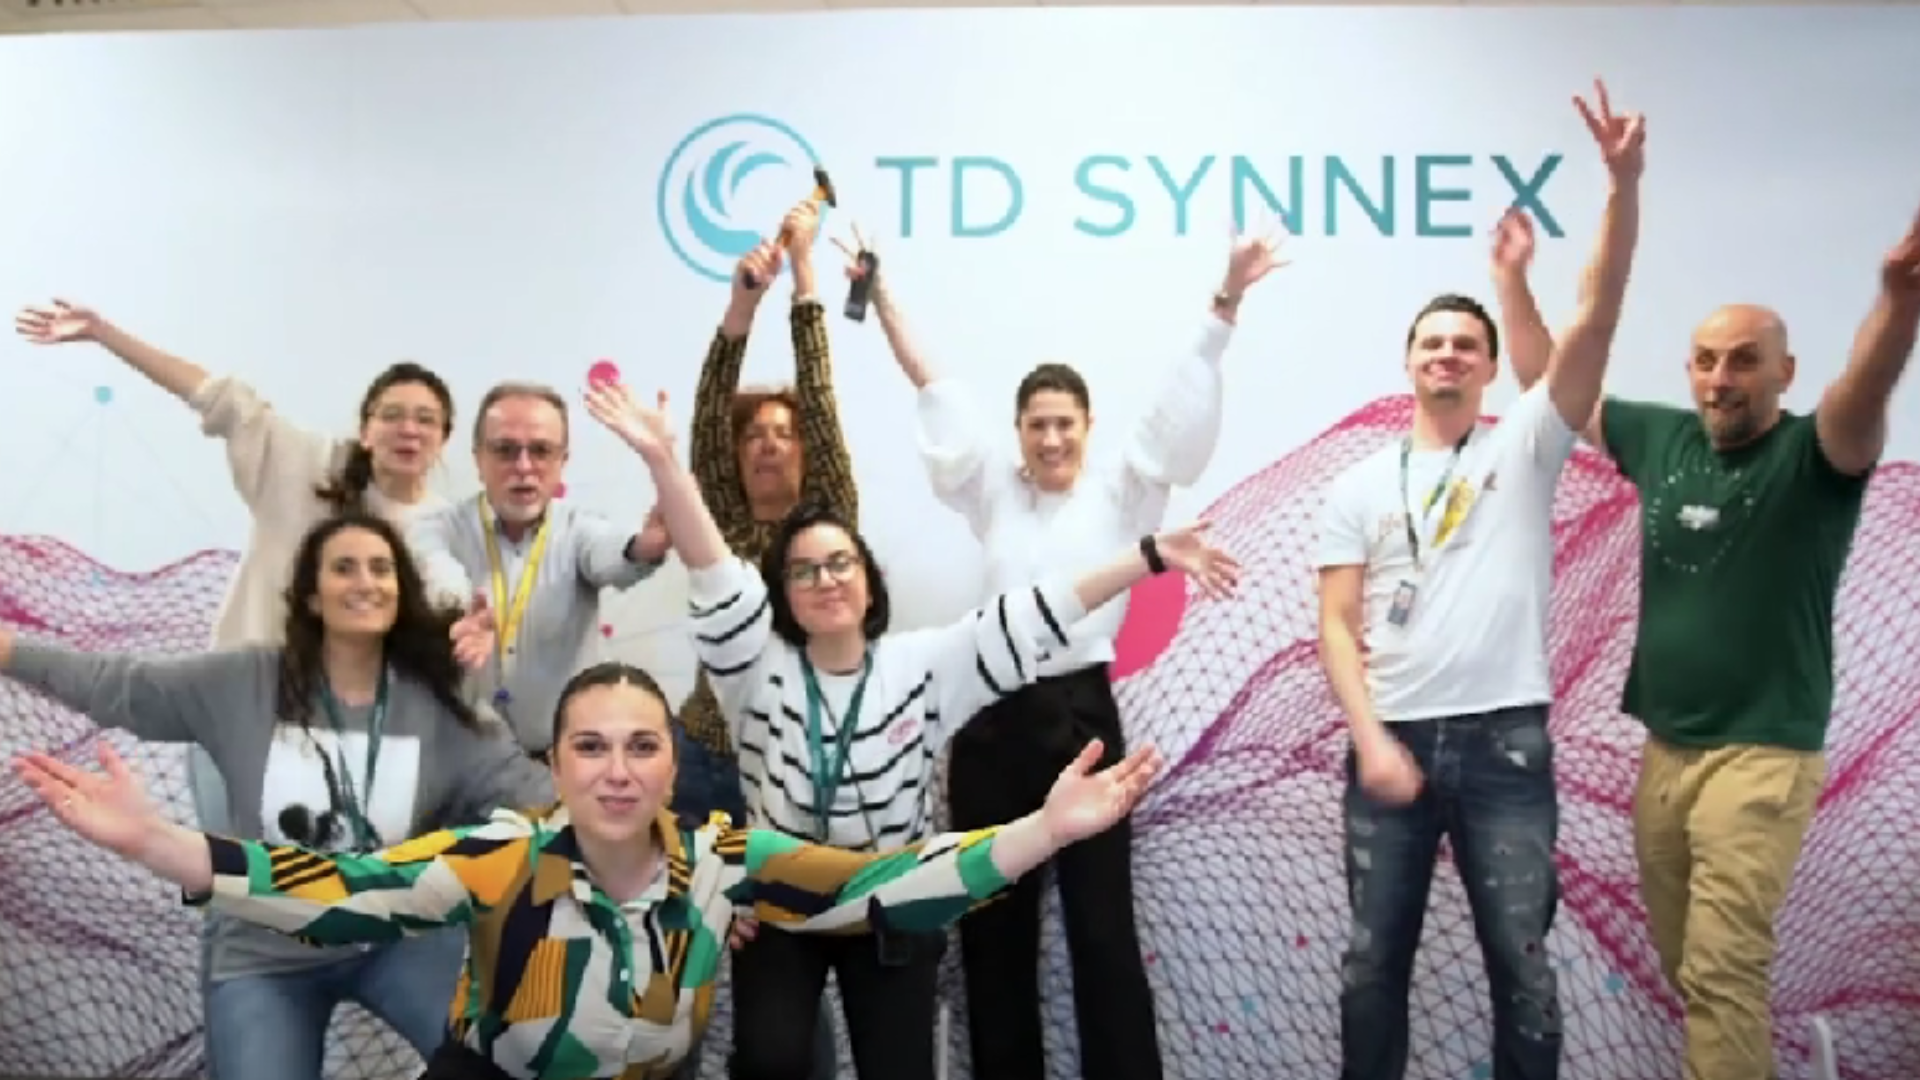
[1514,204,1920,1079]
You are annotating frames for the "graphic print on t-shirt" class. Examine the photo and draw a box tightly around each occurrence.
[1642,458,1759,576]
[258,728,421,852]
[1429,477,1478,550]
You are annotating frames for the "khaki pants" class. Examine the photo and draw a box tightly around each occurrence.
[1633,736,1826,1080]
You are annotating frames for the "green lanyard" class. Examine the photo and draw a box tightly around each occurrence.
[1398,430,1471,568]
[799,651,872,841]
[317,669,389,851]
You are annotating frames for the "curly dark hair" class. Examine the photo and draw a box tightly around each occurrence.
[760,502,891,648]
[274,511,476,733]
[315,362,456,513]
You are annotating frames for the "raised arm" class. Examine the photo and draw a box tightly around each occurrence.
[1489,209,1555,392]
[786,212,860,528]
[1112,228,1284,528]
[723,738,1161,935]
[1545,81,1645,437]
[866,272,1002,534]
[1815,203,1920,477]
[15,301,209,400]
[920,522,1240,735]
[15,301,336,509]
[690,245,776,536]
[0,629,257,745]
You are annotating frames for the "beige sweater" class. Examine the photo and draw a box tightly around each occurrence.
[189,373,448,647]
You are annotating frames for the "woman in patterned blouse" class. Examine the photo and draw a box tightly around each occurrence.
[11,657,1164,1080]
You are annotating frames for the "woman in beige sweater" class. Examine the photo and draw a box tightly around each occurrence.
[13,297,462,1078]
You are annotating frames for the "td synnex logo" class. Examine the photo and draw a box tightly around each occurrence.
[657,115,1564,281]
[657,114,828,283]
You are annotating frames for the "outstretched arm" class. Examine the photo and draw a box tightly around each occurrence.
[16,300,336,508]
[921,523,1240,735]
[1815,204,1920,477]
[13,742,516,946]
[16,301,209,401]
[691,243,779,540]
[0,630,256,746]
[724,739,1161,935]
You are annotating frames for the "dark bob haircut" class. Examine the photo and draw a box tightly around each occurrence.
[759,502,891,648]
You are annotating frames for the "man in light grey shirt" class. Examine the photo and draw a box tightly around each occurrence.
[410,381,668,753]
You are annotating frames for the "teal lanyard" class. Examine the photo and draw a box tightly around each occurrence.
[1398,431,1471,567]
[317,669,389,851]
[800,651,872,841]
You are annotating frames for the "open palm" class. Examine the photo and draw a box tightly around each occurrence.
[1882,204,1920,298]
[1154,520,1243,600]
[1040,740,1165,847]
[1491,208,1535,275]
[12,741,161,858]
[584,383,675,460]
[15,299,102,345]
[1225,220,1290,293]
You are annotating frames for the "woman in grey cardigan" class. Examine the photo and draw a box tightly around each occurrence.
[0,510,552,1080]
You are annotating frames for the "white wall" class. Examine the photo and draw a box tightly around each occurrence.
[1,8,1918,1080]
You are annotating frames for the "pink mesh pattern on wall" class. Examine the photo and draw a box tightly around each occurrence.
[3,395,1917,1080]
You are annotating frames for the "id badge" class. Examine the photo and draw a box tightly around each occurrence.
[1386,580,1419,627]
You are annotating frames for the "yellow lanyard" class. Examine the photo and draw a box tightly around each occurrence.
[478,495,554,662]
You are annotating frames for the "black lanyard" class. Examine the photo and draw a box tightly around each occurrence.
[1399,431,1471,568]
[317,669,389,851]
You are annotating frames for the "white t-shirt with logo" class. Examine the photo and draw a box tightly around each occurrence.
[1312,382,1576,723]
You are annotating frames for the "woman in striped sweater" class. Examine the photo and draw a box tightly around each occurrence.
[580,381,1240,1080]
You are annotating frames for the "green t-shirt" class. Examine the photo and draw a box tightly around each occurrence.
[1601,398,1869,751]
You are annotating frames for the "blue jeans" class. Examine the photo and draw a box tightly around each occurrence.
[1339,705,1562,1080]
[204,928,467,1080]
[669,733,837,1080]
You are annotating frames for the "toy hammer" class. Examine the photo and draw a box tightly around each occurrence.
[740,165,837,290]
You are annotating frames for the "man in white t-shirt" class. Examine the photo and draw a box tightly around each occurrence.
[1313,80,1646,1080]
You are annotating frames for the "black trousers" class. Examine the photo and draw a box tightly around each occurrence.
[947,663,1164,1080]
[419,1040,514,1080]
[728,925,945,1080]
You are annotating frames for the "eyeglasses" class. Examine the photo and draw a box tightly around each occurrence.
[372,404,444,430]
[785,551,861,588]
[483,439,563,465]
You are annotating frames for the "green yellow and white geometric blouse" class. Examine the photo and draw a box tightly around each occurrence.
[192,804,1012,1079]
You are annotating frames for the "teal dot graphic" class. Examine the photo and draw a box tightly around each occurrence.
[93,385,113,404]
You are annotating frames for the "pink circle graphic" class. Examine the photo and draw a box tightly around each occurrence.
[587,359,621,388]
[1111,571,1188,681]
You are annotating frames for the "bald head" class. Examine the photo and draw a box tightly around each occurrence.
[1688,304,1796,448]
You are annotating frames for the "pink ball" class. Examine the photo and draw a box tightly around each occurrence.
[587,359,621,388]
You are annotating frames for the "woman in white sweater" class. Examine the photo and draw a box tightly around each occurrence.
[580,381,1239,1080]
[12,299,462,1076]
[840,231,1284,1080]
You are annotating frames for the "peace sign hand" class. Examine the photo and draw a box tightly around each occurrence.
[830,221,880,289]
[583,383,676,464]
[1573,78,1646,183]
[1151,520,1243,601]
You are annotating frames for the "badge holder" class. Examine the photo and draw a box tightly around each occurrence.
[1386,580,1419,627]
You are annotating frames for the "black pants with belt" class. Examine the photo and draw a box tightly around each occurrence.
[946,662,1164,1080]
